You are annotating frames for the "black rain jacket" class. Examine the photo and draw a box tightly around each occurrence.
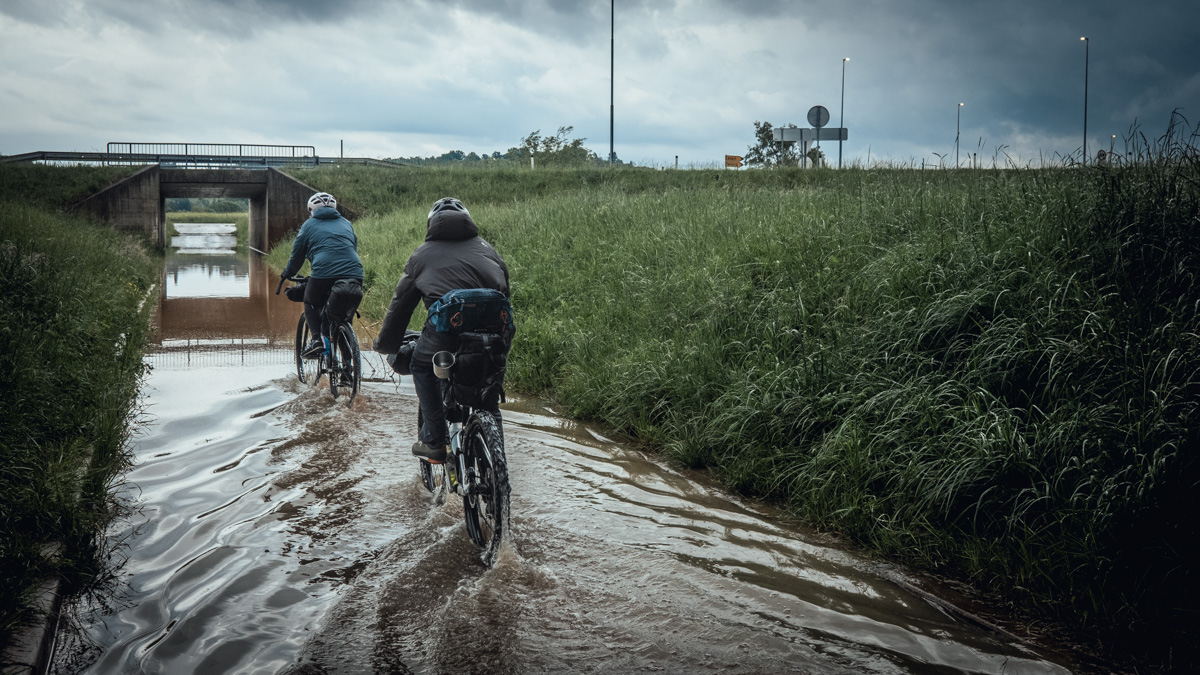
[373,209,510,354]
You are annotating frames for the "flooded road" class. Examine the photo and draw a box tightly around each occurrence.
[52,229,1081,674]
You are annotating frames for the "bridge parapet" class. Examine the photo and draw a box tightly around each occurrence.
[1,150,406,169]
[108,142,316,159]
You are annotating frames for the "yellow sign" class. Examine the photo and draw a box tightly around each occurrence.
[725,155,743,168]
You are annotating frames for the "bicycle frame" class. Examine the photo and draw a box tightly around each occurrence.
[281,275,361,403]
[425,385,473,495]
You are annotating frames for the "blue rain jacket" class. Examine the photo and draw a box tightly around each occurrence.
[282,206,363,280]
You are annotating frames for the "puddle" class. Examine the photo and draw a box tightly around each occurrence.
[49,230,1084,674]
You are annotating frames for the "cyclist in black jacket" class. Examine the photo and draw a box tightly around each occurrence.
[374,198,510,463]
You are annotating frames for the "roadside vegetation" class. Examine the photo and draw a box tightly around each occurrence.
[272,125,1199,670]
[0,164,157,645]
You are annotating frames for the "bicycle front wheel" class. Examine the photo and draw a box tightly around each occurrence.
[330,322,361,404]
[295,314,318,385]
[462,412,510,565]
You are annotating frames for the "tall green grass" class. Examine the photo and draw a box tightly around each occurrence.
[0,163,139,209]
[0,168,158,642]
[273,143,1198,667]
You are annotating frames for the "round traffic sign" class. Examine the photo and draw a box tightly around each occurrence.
[807,105,830,128]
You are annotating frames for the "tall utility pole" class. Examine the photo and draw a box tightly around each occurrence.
[956,102,963,168]
[839,57,848,169]
[1081,36,1089,165]
[609,1,616,163]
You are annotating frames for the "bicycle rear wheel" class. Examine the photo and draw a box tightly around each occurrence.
[329,322,360,404]
[461,412,510,565]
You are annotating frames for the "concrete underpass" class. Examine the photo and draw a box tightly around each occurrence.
[69,166,357,250]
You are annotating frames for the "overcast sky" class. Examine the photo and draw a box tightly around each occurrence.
[2,0,1198,168]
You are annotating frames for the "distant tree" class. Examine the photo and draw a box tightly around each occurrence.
[385,130,602,167]
[209,198,248,213]
[807,147,825,167]
[745,120,799,167]
[508,126,602,167]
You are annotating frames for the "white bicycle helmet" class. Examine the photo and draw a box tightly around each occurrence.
[427,197,468,222]
[307,192,337,212]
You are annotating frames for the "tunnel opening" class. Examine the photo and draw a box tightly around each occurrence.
[165,197,251,254]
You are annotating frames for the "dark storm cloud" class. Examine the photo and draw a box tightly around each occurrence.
[426,0,667,46]
[0,0,389,34]
[2,0,1197,163]
[712,0,1200,157]
[0,0,643,41]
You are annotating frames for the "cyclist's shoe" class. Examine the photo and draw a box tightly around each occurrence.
[302,338,324,358]
[412,440,448,464]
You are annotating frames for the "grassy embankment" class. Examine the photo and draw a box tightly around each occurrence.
[0,164,158,643]
[273,145,1198,668]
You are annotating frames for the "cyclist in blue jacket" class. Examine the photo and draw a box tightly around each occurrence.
[281,192,364,356]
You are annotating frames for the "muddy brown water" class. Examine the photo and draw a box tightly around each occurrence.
[51,236,1082,674]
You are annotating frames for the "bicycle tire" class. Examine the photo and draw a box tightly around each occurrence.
[328,322,360,403]
[461,412,510,565]
[295,315,321,385]
[343,323,361,403]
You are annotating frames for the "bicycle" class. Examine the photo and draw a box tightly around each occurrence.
[276,275,362,405]
[412,334,512,566]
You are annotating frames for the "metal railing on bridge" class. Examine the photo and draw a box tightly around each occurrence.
[0,145,408,169]
[106,142,317,168]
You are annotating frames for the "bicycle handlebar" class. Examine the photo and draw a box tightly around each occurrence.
[275,274,308,296]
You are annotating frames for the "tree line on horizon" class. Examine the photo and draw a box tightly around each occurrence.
[388,126,621,167]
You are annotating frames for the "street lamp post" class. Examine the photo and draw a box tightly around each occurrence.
[956,102,963,168]
[609,0,615,163]
[1081,36,1089,165]
[839,57,849,169]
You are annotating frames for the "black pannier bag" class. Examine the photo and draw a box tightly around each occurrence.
[451,331,509,405]
[325,278,363,324]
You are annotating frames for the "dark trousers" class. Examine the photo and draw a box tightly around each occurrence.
[410,324,502,447]
[303,277,338,340]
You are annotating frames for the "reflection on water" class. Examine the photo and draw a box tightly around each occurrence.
[152,224,303,349]
[50,226,1087,674]
[165,254,249,298]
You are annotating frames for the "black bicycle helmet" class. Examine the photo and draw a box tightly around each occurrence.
[427,197,468,223]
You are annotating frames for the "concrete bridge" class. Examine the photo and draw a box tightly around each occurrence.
[68,166,359,251]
